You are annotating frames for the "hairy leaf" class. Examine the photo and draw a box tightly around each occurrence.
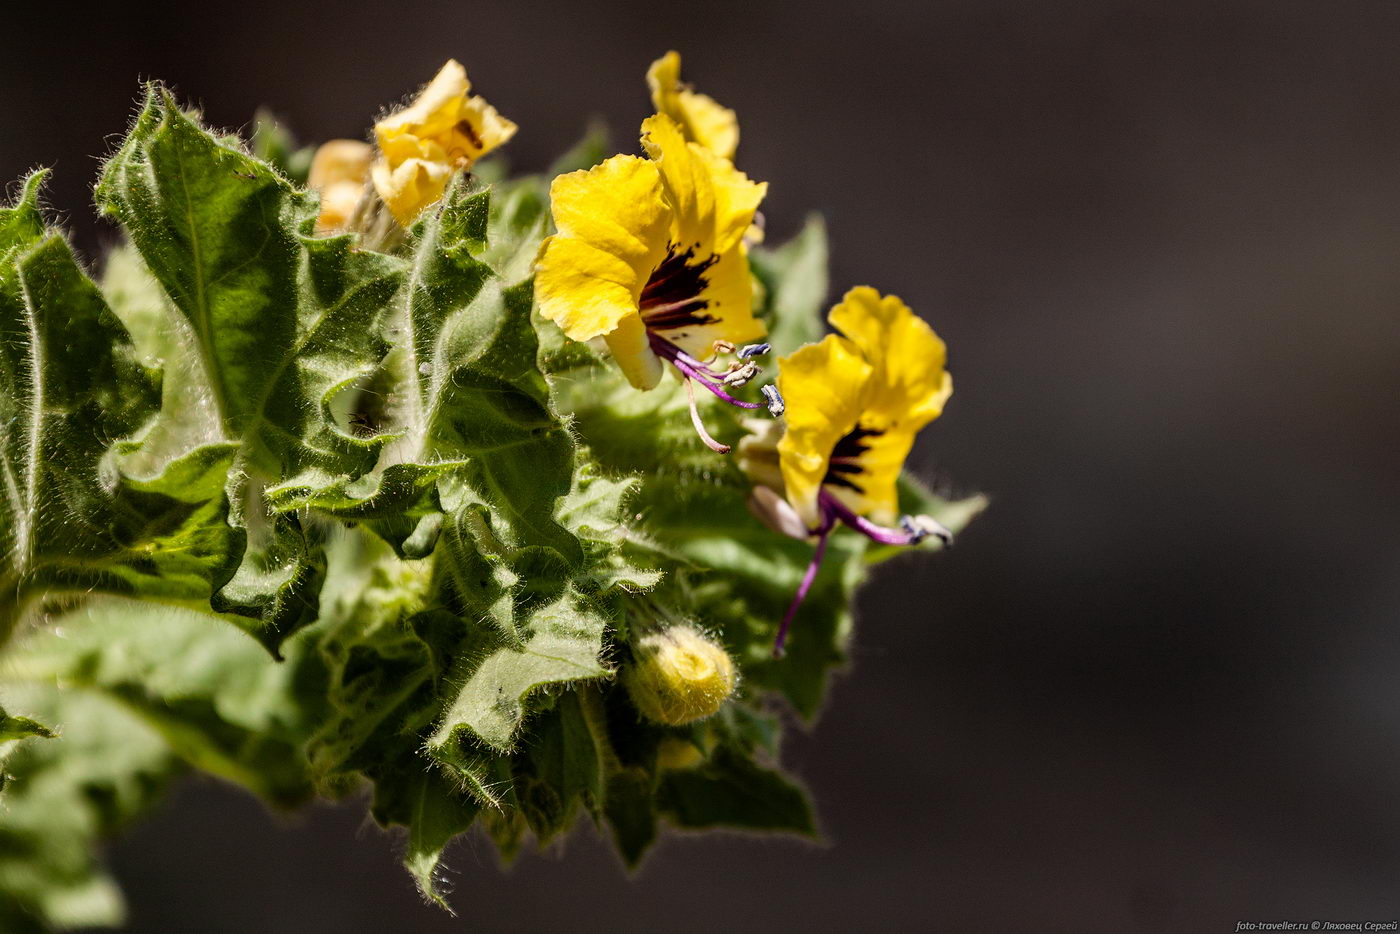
[0,600,324,929]
[0,173,240,640]
[369,755,481,910]
[95,89,405,650]
[0,87,986,925]
[657,747,817,835]
[0,706,52,744]
[750,215,829,350]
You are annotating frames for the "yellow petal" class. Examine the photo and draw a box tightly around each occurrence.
[602,312,663,390]
[828,286,953,432]
[536,236,651,343]
[376,60,471,142]
[370,156,453,226]
[654,243,766,359]
[457,94,518,157]
[640,113,764,257]
[775,335,873,528]
[646,51,739,160]
[550,155,669,268]
[309,139,372,189]
[371,60,516,223]
[535,155,671,342]
[676,90,739,162]
[693,145,766,257]
[308,140,372,232]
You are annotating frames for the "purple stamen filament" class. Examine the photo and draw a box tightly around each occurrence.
[774,509,835,657]
[648,330,773,453]
[773,488,943,657]
[667,352,761,408]
[820,490,928,546]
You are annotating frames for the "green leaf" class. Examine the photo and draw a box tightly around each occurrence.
[0,685,176,931]
[657,747,817,836]
[430,589,611,753]
[0,707,52,743]
[95,87,406,649]
[430,741,514,811]
[0,172,243,642]
[303,530,441,781]
[4,600,320,804]
[603,768,659,869]
[518,689,607,841]
[750,215,829,351]
[369,756,481,911]
[355,178,634,763]
[527,691,605,806]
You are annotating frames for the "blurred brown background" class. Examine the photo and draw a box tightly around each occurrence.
[6,0,1400,930]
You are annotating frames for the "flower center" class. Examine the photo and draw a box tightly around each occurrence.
[639,243,718,333]
[824,426,881,494]
[634,243,782,454]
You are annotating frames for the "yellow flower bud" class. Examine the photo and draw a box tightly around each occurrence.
[308,139,372,233]
[736,416,785,493]
[624,625,736,726]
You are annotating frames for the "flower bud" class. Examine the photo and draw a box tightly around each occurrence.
[747,484,809,541]
[308,139,372,233]
[624,625,736,726]
[736,416,785,491]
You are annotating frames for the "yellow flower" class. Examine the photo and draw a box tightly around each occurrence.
[535,113,780,451]
[646,51,739,161]
[778,287,952,529]
[761,288,954,655]
[308,139,372,233]
[647,52,765,245]
[370,60,517,225]
[624,624,737,726]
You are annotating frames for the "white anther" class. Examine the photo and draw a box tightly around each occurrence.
[761,384,785,417]
[721,361,760,386]
[902,514,953,546]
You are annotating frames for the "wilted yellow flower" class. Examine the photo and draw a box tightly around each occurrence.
[370,59,517,225]
[646,51,739,161]
[624,624,736,726]
[756,287,954,655]
[535,113,782,451]
[308,139,372,233]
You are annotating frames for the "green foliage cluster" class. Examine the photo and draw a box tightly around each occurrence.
[0,87,983,929]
